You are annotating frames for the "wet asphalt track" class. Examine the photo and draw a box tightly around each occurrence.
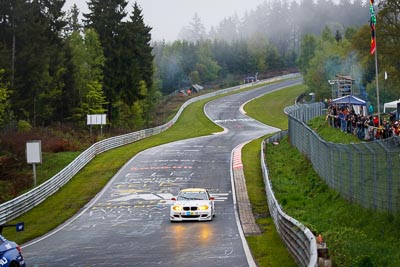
[23,78,301,266]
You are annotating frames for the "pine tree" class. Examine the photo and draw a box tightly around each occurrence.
[83,0,128,123]
[69,28,106,126]
[0,69,11,127]
[117,2,153,106]
[3,0,67,126]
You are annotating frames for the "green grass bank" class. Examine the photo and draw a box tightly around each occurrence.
[245,88,400,266]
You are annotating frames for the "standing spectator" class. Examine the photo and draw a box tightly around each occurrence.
[393,121,400,136]
[373,116,379,127]
[368,104,374,115]
[375,125,384,139]
[333,106,339,128]
[382,119,390,138]
[326,106,334,127]
[365,116,375,141]
[339,109,346,132]
[356,115,364,139]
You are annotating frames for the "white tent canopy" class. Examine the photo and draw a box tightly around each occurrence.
[383,99,400,113]
[331,95,367,115]
[331,95,366,106]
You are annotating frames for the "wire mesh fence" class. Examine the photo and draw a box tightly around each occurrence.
[285,103,400,213]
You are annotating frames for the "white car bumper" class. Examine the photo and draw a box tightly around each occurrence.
[170,210,213,221]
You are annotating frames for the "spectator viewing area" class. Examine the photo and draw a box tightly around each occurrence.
[324,73,400,141]
[331,94,366,116]
[325,98,399,140]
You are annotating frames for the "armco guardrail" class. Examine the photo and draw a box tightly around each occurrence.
[0,73,300,225]
[262,132,318,267]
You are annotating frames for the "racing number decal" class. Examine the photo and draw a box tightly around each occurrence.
[0,257,8,266]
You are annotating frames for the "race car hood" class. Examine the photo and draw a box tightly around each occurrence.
[0,240,16,254]
[174,200,212,206]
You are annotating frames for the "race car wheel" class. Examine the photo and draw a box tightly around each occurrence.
[9,261,20,267]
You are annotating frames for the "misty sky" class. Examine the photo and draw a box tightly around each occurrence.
[64,0,266,41]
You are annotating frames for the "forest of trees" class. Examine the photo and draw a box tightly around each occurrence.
[0,0,155,131]
[0,0,397,132]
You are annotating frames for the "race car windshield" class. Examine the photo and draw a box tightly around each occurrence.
[178,192,208,200]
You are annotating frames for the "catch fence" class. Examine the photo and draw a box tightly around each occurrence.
[285,103,400,212]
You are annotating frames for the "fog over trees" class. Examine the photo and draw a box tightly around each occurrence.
[178,0,368,55]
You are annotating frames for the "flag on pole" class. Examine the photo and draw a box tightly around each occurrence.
[370,21,376,55]
[369,0,376,55]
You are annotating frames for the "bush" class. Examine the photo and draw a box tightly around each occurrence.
[18,120,32,132]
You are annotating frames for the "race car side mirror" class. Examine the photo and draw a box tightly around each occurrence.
[209,197,215,200]
[171,197,176,201]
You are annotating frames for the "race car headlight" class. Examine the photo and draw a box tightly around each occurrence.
[198,205,209,211]
[172,205,183,211]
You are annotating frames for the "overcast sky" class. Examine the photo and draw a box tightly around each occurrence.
[64,0,266,41]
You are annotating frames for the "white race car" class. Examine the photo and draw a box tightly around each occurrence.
[170,188,215,222]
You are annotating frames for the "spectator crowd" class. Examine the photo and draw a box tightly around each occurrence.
[325,103,400,141]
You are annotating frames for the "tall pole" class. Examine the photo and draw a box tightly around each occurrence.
[370,0,380,126]
[374,35,380,126]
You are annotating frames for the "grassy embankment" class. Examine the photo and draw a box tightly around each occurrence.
[243,85,304,267]
[244,87,400,266]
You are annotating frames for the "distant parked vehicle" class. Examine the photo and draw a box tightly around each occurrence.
[244,76,256,84]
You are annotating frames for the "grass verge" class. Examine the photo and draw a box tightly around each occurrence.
[243,84,307,266]
[245,84,400,266]
[244,84,306,129]
[243,137,297,267]
[307,116,361,144]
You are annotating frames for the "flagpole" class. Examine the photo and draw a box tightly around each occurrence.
[370,0,380,126]
[375,26,380,126]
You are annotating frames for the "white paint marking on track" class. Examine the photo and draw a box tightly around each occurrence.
[110,192,230,201]
[156,193,174,200]
[214,118,255,123]
[211,193,229,201]
[110,194,162,202]
[125,172,144,177]
[158,200,175,205]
